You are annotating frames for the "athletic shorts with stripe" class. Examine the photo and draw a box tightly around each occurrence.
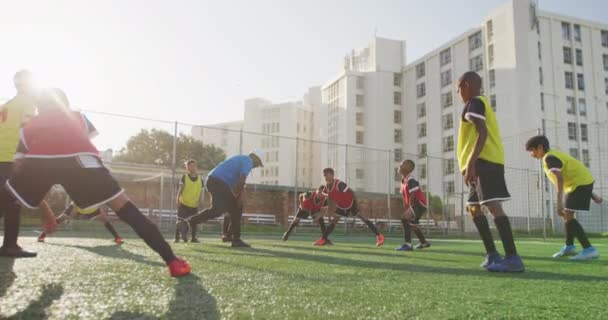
[466,159,511,205]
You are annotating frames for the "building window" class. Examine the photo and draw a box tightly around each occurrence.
[393,110,402,124]
[568,122,577,140]
[565,71,574,89]
[356,112,364,126]
[394,129,402,143]
[469,31,482,51]
[394,148,402,162]
[486,20,493,41]
[563,47,572,64]
[418,143,427,158]
[566,96,576,114]
[577,73,585,91]
[489,69,496,88]
[578,98,587,116]
[356,131,364,144]
[440,48,451,66]
[538,41,542,60]
[562,22,571,40]
[417,123,427,138]
[356,94,364,106]
[441,92,453,108]
[441,70,452,87]
[540,93,545,111]
[416,63,425,79]
[416,82,426,98]
[394,91,402,105]
[357,76,364,89]
[356,169,364,179]
[442,114,454,130]
[605,78,608,95]
[443,136,454,153]
[569,148,579,159]
[488,44,494,66]
[469,55,483,72]
[443,158,455,175]
[604,54,608,71]
[601,30,608,48]
[582,149,590,167]
[573,24,581,42]
[446,181,455,194]
[393,73,402,86]
[575,49,583,66]
[581,123,588,142]
[419,163,427,179]
[490,94,497,112]
[539,67,543,86]
[417,102,426,118]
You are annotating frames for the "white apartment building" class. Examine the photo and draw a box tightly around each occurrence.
[191,120,244,158]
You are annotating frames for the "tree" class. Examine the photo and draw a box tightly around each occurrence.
[428,194,444,218]
[114,129,225,170]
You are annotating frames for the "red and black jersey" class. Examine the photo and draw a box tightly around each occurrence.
[300,191,327,212]
[324,178,354,209]
[15,110,99,159]
[401,175,427,208]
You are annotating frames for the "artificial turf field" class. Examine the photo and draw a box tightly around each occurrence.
[0,232,607,320]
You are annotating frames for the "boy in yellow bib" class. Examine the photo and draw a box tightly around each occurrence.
[526,135,601,260]
[175,160,204,243]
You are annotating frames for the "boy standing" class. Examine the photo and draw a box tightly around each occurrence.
[526,135,601,260]
[396,160,431,251]
[456,71,524,272]
[175,160,205,243]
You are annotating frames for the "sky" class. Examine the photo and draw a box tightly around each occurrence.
[1,0,607,151]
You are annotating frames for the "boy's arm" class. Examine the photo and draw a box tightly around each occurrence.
[464,117,488,186]
[176,175,184,206]
[233,174,247,196]
[592,193,603,204]
[552,171,565,214]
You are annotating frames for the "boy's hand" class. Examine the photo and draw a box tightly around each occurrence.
[464,161,477,187]
[556,202,565,217]
[592,194,603,204]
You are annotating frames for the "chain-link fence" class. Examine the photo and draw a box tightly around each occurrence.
[34,109,608,238]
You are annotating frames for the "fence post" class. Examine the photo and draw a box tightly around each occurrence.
[596,122,605,230]
[526,169,531,235]
[538,128,546,241]
[160,173,165,230]
[425,156,431,236]
[170,121,178,227]
[344,144,348,235]
[294,137,299,223]
[387,149,392,234]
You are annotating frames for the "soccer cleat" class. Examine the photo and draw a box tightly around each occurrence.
[313,237,326,246]
[376,233,385,247]
[231,239,251,248]
[221,236,233,243]
[0,245,37,258]
[325,239,334,245]
[570,246,599,261]
[395,243,414,251]
[168,258,191,277]
[37,232,48,243]
[282,232,289,241]
[415,242,431,249]
[190,238,200,243]
[552,245,577,258]
[114,237,124,244]
[486,255,525,273]
[481,252,502,269]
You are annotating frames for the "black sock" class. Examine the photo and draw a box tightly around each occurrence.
[472,214,497,254]
[565,220,574,246]
[285,220,299,237]
[570,219,591,248]
[318,218,326,234]
[190,223,197,240]
[401,219,412,243]
[413,227,427,243]
[104,222,120,239]
[174,224,180,241]
[1,202,21,248]
[116,202,176,264]
[494,216,518,256]
[360,217,380,235]
[323,223,336,240]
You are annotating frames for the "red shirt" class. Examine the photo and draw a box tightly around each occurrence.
[324,179,354,209]
[16,110,99,159]
[300,191,327,212]
[401,175,427,208]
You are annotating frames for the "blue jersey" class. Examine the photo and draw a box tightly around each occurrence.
[209,155,254,190]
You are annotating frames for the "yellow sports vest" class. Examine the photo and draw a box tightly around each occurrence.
[542,149,594,193]
[75,204,99,215]
[457,95,505,171]
[0,95,35,162]
[179,175,203,208]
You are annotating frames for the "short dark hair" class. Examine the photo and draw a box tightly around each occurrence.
[459,71,482,89]
[525,135,550,152]
[403,159,415,169]
[323,168,334,175]
[185,159,197,166]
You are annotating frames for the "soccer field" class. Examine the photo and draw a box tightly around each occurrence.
[1,233,607,320]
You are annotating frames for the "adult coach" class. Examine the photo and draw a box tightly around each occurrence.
[175,160,205,243]
[188,151,263,247]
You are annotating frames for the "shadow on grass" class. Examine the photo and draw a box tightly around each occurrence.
[110,274,219,320]
[224,247,608,282]
[0,258,16,300]
[0,283,63,320]
[46,243,164,267]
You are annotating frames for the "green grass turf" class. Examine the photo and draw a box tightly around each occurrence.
[1,232,607,320]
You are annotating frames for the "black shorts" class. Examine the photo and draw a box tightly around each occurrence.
[409,204,427,224]
[335,200,360,217]
[466,159,511,205]
[0,162,12,185]
[6,156,123,210]
[565,183,594,212]
[296,208,320,219]
[177,203,198,220]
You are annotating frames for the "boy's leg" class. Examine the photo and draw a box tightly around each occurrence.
[485,201,517,257]
[98,212,120,239]
[564,211,591,249]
